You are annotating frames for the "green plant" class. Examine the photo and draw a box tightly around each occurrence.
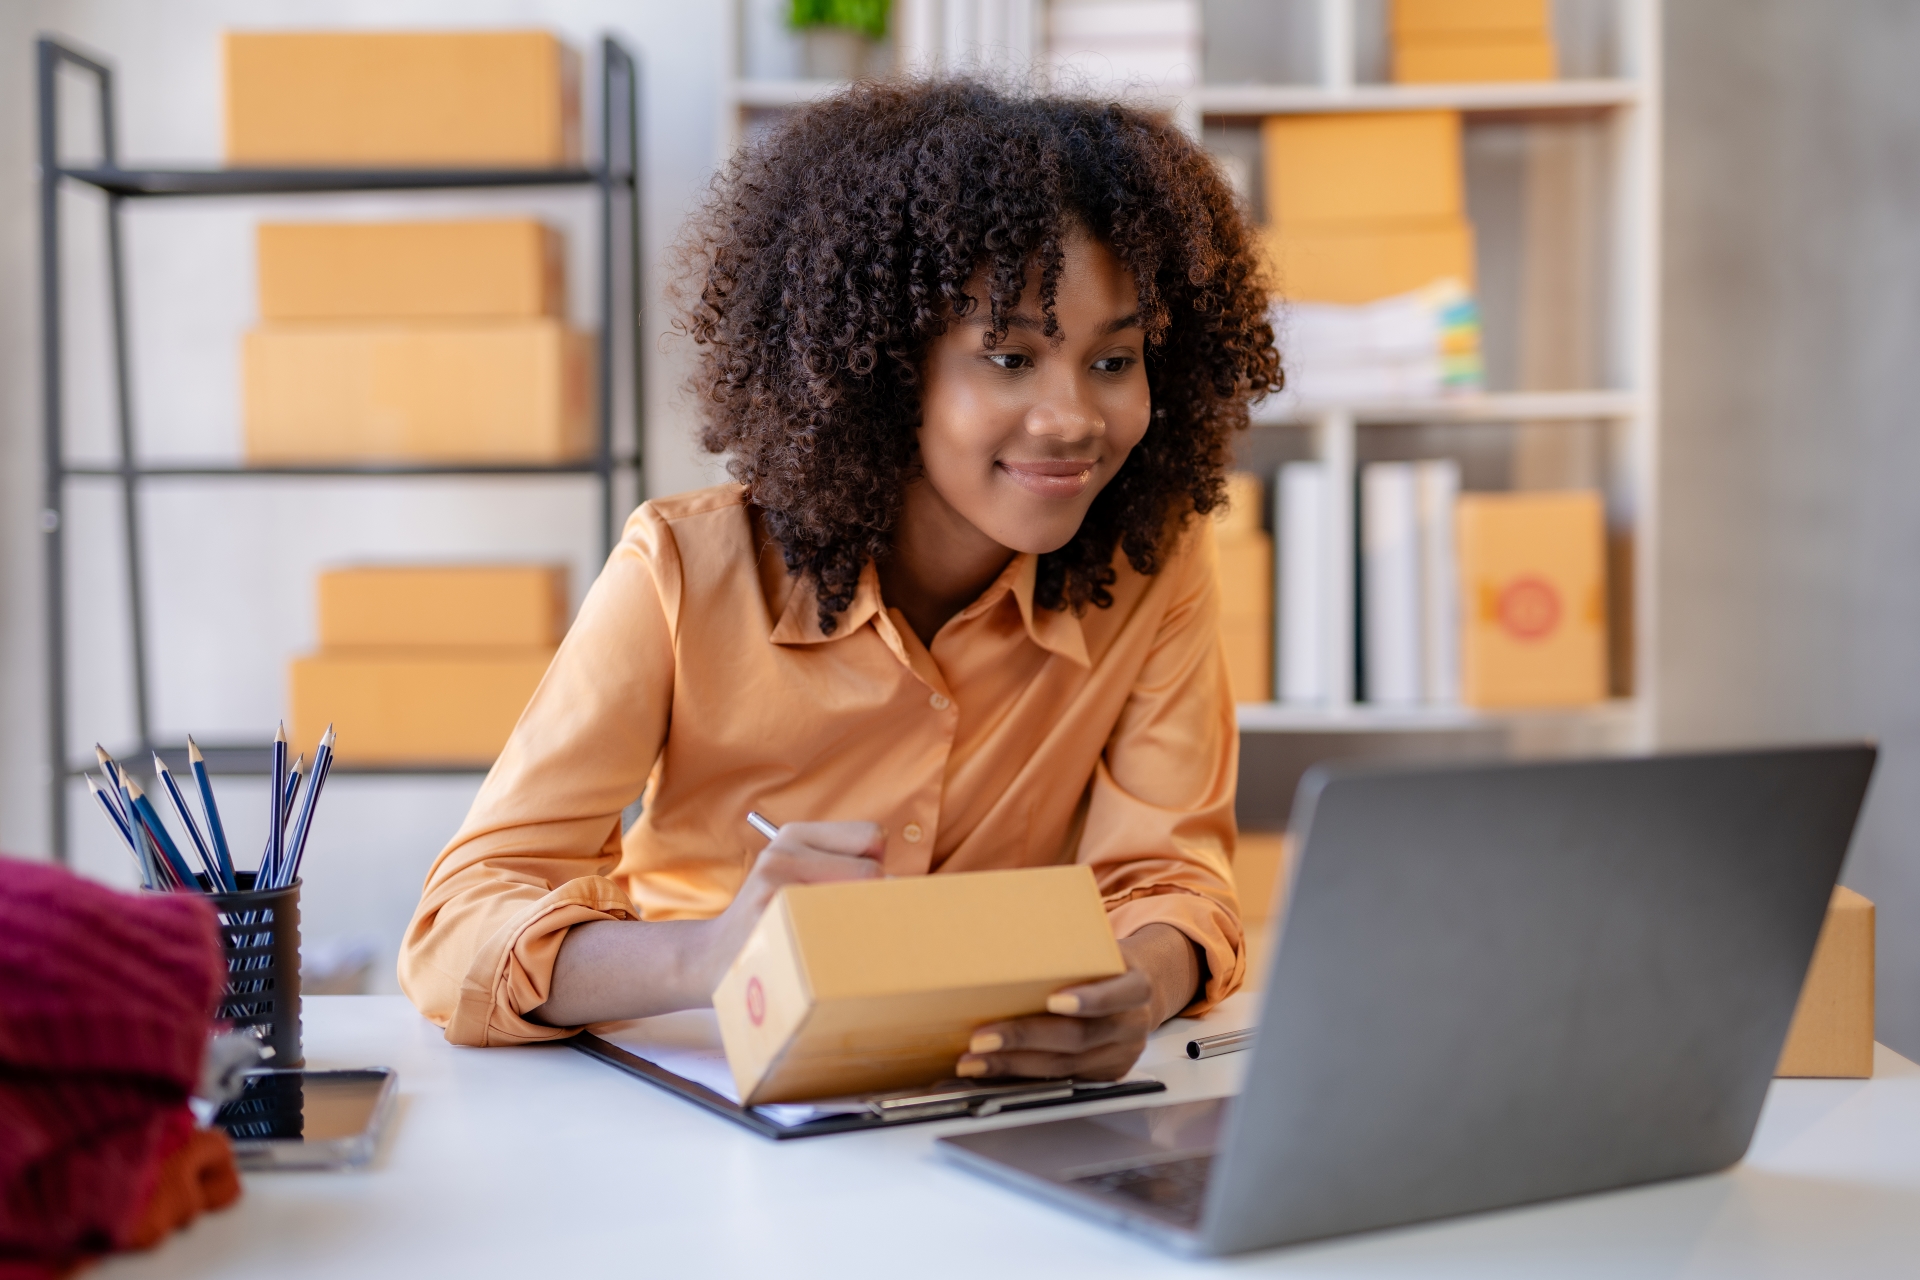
[789,0,889,40]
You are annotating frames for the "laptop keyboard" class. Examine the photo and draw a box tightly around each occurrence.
[1070,1154,1214,1226]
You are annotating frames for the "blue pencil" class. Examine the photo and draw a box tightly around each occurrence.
[155,753,227,890]
[87,773,150,886]
[265,754,304,887]
[187,736,236,890]
[125,776,198,889]
[266,723,288,887]
[98,748,165,888]
[280,725,334,888]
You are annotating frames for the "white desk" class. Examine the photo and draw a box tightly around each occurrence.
[103,994,1920,1279]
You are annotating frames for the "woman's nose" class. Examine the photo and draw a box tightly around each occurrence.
[1023,372,1105,442]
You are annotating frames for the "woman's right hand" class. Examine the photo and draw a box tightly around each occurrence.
[694,821,886,993]
[531,821,884,1028]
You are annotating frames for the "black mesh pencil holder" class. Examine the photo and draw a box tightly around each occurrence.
[204,873,303,1068]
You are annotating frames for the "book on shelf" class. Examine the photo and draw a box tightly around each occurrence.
[1274,462,1327,703]
[1359,459,1460,706]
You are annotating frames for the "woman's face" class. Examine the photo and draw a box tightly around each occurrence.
[915,233,1151,556]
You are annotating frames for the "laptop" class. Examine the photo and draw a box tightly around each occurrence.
[938,745,1877,1255]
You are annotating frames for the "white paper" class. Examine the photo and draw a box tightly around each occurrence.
[591,1009,868,1128]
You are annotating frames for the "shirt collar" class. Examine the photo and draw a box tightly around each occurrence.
[769,554,1090,668]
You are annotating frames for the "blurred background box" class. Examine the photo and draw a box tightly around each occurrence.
[1263,220,1476,307]
[1261,111,1464,226]
[223,31,581,166]
[258,220,565,321]
[1393,36,1556,84]
[242,319,592,463]
[318,566,569,650]
[1390,0,1556,83]
[1456,490,1608,707]
[1389,0,1551,36]
[1215,472,1274,704]
[290,648,556,765]
[1776,886,1876,1078]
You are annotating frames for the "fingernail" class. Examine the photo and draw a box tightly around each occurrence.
[1046,993,1082,1015]
[956,1057,988,1078]
[969,1032,1004,1054]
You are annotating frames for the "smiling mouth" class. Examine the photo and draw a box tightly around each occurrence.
[997,459,1097,499]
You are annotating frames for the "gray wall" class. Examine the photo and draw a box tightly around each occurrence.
[1661,0,1920,1054]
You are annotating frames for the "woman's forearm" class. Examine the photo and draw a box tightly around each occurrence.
[528,918,722,1027]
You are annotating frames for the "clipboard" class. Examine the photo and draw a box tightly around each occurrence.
[572,1032,1167,1140]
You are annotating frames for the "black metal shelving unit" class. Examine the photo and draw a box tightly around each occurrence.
[37,35,644,862]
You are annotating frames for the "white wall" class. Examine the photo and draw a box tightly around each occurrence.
[0,0,729,990]
[1660,0,1920,1055]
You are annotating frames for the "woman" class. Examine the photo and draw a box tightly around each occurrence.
[399,79,1282,1083]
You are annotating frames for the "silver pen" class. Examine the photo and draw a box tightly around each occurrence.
[1186,1028,1255,1060]
[746,810,780,841]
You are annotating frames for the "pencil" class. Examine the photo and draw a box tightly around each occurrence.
[100,748,165,888]
[280,726,334,888]
[266,722,288,888]
[155,753,224,890]
[87,773,148,885]
[187,736,237,890]
[126,776,198,890]
[746,811,780,841]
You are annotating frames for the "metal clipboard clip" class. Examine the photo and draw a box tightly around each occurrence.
[860,1079,1083,1121]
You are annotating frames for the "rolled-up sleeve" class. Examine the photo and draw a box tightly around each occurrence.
[396,506,680,1046]
[1078,520,1245,1015]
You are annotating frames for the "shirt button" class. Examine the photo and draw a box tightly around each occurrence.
[929,693,950,711]
[903,823,925,843]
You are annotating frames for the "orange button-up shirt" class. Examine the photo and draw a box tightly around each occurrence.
[399,484,1245,1046]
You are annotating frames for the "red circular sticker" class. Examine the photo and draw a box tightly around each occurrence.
[1497,576,1562,641]
[746,976,766,1027]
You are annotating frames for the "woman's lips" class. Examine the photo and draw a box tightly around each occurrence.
[998,459,1096,499]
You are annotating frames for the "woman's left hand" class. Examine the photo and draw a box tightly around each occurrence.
[956,922,1202,1082]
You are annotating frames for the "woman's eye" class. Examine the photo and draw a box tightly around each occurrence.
[1092,356,1135,374]
[986,352,1031,371]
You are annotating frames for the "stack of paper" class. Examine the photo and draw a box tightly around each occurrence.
[1360,460,1461,706]
[1276,279,1485,404]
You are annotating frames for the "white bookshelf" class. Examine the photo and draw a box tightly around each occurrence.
[721,0,1663,753]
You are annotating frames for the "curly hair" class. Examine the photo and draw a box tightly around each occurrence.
[677,79,1282,632]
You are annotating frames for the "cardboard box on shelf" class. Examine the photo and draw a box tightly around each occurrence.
[318,565,568,650]
[258,220,564,321]
[1261,111,1464,228]
[224,31,581,166]
[289,647,555,765]
[1776,886,1875,1078]
[242,319,592,463]
[1261,218,1475,305]
[1233,832,1291,926]
[1393,34,1557,84]
[1390,0,1549,37]
[1214,473,1273,703]
[712,866,1125,1104]
[1456,490,1607,707]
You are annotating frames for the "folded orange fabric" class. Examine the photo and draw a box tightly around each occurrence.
[0,856,239,1276]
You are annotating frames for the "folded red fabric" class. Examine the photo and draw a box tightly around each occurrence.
[0,856,236,1276]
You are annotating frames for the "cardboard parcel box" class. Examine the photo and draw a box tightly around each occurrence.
[290,647,554,765]
[258,220,565,321]
[224,31,581,166]
[318,565,568,649]
[714,866,1125,1105]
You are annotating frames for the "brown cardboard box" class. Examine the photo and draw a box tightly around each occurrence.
[224,31,581,166]
[1776,886,1875,1078]
[290,648,554,765]
[242,319,592,463]
[1215,473,1274,703]
[1261,218,1475,304]
[318,565,568,649]
[1393,34,1557,83]
[1456,490,1607,707]
[1391,0,1549,36]
[258,220,564,321]
[1233,832,1291,926]
[713,866,1125,1104]
[1262,112,1464,228]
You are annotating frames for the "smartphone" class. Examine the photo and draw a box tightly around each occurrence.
[211,1067,398,1169]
